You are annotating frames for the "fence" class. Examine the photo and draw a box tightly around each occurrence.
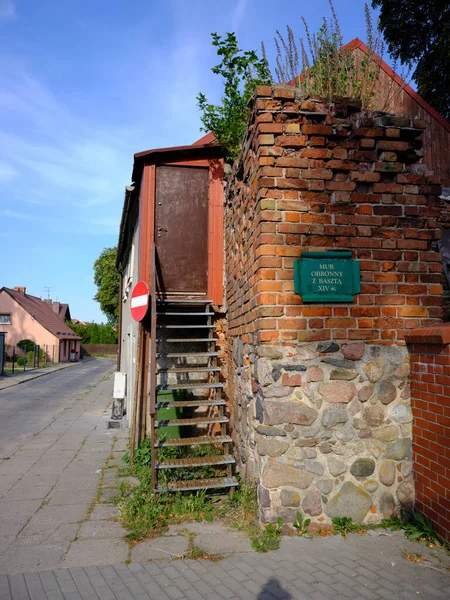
[81,344,118,357]
[3,344,59,375]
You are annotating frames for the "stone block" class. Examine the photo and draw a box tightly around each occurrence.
[264,401,318,426]
[350,458,375,478]
[280,488,301,507]
[257,438,289,457]
[379,460,396,486]
[321,405,349,428]
[318,381,357,404]
[302,490,322,516]
[261,463,314,489]
[325,482,372,522]
[328,456,347,476]
[386,438,412,460]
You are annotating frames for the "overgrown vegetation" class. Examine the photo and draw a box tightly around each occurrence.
[198,1,414,165]
[262,0,410,110]
[118,442,449,554]
[197,32,271,161]
[66,321,117,344]
[122,435,224,484]
[403,513,442,546]
[293,511,313,539]
[251,518,283,552]
[332,516,360,537]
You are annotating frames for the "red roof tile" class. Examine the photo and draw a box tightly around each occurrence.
[1,287,81,340]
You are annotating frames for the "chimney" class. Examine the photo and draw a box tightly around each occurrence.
[43,298,52,304]
[13,286,26,294]
[52,302,60,314]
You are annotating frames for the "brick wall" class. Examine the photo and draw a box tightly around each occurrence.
[225,86,444,348]
[224,85,445,526]
[405,325,450,543]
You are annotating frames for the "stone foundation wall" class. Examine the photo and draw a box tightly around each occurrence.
[234,340,413,525]
[225,86,444,526]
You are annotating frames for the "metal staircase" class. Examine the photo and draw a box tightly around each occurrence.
[151,298,238,494]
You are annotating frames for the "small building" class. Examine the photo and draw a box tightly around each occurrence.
[0,286,81,362]
[115,73,450,534]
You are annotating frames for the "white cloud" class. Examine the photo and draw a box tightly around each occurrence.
[0,161,17,181]
[0,0,15,22]
[231,0,248,31]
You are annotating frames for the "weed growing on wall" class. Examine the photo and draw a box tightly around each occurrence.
[197,32,271,162]
[262,0,411,110]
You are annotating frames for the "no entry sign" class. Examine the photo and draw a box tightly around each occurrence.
[130,281,149,321]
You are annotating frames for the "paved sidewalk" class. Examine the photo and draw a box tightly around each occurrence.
[1,363,449,598]
[0,361,86,391]
[1,531,450,599]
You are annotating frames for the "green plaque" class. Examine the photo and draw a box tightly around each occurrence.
[294,252,360,303]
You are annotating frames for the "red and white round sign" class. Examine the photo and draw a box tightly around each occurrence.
[130,281,149,322]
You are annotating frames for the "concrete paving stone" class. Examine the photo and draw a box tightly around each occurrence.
[47,490,95,506]
[195,529,253,555]
[0,499,43,519]
[77,520,128,540]
[88,504,118,521]
[131,536,190,562]
[35,504,90,523]
[11,475,58,489]
[0,516,33,539]
[0,542,67,576]
[17,523,79,546]
[98,488,119,503]
[59,538,129,569]
[3,484,54,502]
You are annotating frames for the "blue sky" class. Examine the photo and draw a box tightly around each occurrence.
[0,0,378,322]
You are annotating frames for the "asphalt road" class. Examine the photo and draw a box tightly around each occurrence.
[0,358,115,457]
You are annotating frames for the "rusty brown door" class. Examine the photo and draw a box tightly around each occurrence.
[155,165,209,293]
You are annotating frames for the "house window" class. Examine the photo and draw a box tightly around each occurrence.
[0,314,11,324]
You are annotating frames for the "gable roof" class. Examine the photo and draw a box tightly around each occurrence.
[344,38,450,134]
[58,303,71,320]
[1,287,81,340]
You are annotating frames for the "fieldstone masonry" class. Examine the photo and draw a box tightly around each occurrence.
[224,85,444,526]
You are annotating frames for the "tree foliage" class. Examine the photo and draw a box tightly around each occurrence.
[66,321,118,344]
[93,246,120,324]
[197,32,271,162]
[372,0,450,120]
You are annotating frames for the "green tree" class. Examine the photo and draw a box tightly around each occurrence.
[93,246,120,324]
[197,32,271,162]
[372,0,450,120]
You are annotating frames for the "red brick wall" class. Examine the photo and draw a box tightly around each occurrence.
[225,85,444,349]
[406,325,450,543]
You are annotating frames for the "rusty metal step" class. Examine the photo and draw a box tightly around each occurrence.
[156,399,226,408]
[157,476,238,493]
[156,382,223,391]
[156,366,220,373]
[156,352,218,358]
[159,338,213,343]
[154,416,228,427]
[156,454,235,469]
[157,325,215,329]
[157,312,215,316]
[157,299,212,304]
[155,435,231,447]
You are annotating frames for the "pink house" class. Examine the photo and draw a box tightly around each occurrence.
[0,286,81,362]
